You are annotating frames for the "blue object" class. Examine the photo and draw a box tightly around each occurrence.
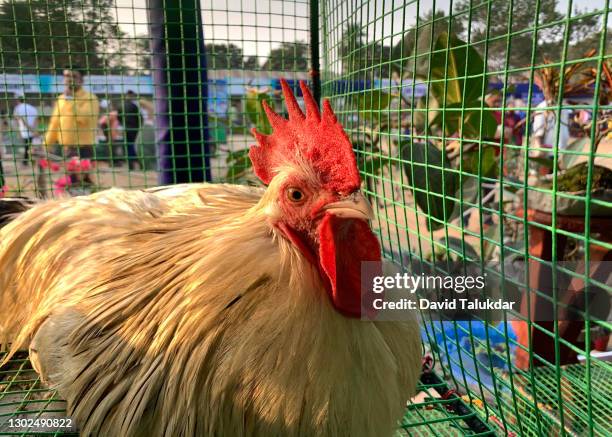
[421,321,517,392]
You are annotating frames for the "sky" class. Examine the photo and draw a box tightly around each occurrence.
[114,0,609,58]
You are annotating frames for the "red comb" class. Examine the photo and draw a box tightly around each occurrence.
[249,79,361,193]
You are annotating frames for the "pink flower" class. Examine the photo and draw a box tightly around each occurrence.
[66,158,94,173]
[80,159,93,172]
[39,159,61,172]
[54,175,72,188]
[53,175,72,196]
[67,157,80,173]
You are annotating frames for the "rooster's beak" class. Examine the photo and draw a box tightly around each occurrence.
[323,192,374,221]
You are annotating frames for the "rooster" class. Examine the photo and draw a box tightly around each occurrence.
[0,80,421,437]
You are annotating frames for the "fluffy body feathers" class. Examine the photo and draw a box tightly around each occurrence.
[0,184,420,436]
[0,80,421,436]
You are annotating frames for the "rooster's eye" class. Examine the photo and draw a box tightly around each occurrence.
[287,187,305,203]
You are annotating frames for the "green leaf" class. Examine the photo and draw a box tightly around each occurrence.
[529,156,556,169]
[429,32,487,106]
[463,145,498,179]
[225,148,253,181]
[354,90,391,121]
[436,236,480,262]
[459,176,479,207]
[482,222,501,262]
[464,107,498,139]
[362,156,385,176]
[429,101,497,139]
[400,140,458,230]
[245,91,272,134]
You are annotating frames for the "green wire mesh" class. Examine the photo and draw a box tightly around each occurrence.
[320,0,611,436]
[0,0,611,436]
[0,352,77,436]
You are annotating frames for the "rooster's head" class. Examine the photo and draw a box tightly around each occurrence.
[250,79,381,318]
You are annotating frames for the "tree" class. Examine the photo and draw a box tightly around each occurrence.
[262,42,309,71]
[565,13,612,62]
[453,0,564,69]
[452,0,610,70]
[339,22,367,73]
[244,55,260,70]
[390,10,466,78]
[0,0,97,73]
[0,0,129,74]
[121,35,152,76]
[205,43,246,69]
[77,0,129,74]
[338,22,394,78]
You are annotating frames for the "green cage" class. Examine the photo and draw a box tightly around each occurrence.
[0,0,611,436]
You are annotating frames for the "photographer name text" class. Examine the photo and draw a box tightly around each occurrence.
[372,298,516,311]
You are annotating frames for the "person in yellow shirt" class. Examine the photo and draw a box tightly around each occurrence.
[44,65,99,184]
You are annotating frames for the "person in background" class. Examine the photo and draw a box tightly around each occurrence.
[98,100,123,166]
[137,97,155,126]
[44,65,99,184]
[485,91,503,131]
[510,98,527,146]
[530,98,572,176]
[531,99,571,154]
[118,89,142,170]
[12,93,39,165]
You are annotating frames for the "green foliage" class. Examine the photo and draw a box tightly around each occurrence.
[454,0,609,68]
[345,28,498,228]
[245,91,272,135]
[433,236,479,262]
[205,44,248,69]
[426,33,497,139]
[428,32,485,106]
[262,42,309,71]
[430,103,498,139]
[340,23,393,77]
[463,146,497,179]
[0,0,126,74]
[354,90,391,122]
[224,90,276,181]
[400,140,458,230]
[392,10,466,77]
[540,163,612,192]
[225,148,252,181]
[342,5,610,76]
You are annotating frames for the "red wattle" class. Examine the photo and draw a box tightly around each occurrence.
[318,214,381,318]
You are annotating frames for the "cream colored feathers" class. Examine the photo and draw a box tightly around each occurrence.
[0,182,421,437]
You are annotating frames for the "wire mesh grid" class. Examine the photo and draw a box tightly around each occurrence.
[200,0,311,183]
[0,0,610,436]
[320,0,611,436]
[0,352,76,436]
[0,351,496,437]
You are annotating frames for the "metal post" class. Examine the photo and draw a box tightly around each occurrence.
[309,0,321,106]
[148,0,212,184]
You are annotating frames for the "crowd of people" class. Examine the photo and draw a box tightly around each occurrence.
[0,71,600,193]
[0,65,153,191]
